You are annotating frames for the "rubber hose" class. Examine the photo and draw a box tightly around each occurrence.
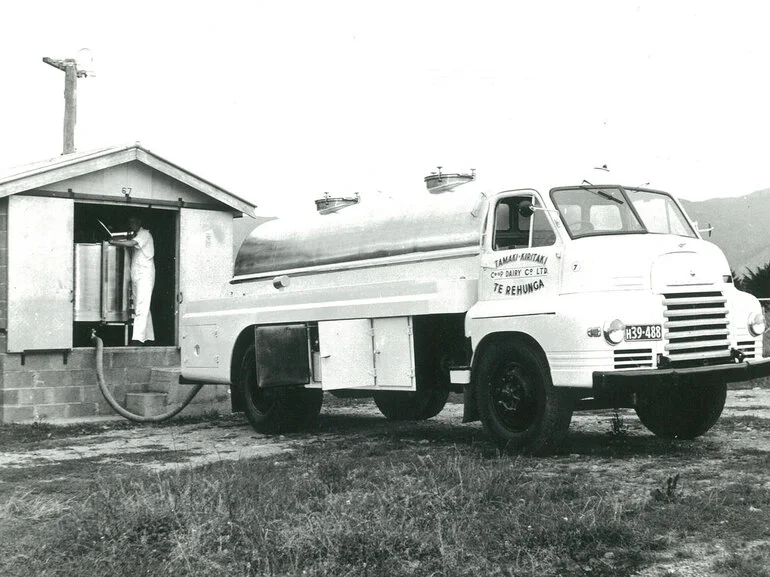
[92,332,204,423]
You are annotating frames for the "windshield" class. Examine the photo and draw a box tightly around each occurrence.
[550,186,697,239]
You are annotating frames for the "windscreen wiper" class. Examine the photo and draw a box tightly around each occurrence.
[580,181,624,204]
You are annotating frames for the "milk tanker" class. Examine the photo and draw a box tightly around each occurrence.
[179,172,770,454]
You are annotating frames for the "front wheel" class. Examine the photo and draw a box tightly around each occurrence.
[476,339,573,455]
[634,382,727,439]
[240,345,323,434]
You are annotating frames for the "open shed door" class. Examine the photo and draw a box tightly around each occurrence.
[7,196,74,352]
[178,208,233,325]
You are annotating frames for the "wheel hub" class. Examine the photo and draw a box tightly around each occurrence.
[491,363,536,431]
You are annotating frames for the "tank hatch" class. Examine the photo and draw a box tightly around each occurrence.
[315,192,361,214]
[424,167,476,193]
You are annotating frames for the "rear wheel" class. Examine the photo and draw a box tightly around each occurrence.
[476,339,573,455]
[635,382,726,439]
[240,345,323,434]
[373,388,450,421]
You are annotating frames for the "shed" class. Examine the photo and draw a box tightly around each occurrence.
[0,144,257,423]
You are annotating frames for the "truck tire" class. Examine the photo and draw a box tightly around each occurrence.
[240,345,323,434]
[373,388,450,421]
[476,339,573,455]
[419,388,451,419]
[634,382,726,439]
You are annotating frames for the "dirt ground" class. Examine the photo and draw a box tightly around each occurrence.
[1,387,769,576]
[1,387,768,473]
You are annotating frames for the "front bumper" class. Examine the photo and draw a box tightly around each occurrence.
[593,356,770,395]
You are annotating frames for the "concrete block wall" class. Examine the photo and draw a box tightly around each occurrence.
[0,346,191,423]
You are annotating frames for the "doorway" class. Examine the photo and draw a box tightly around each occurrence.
[72,203,178,347]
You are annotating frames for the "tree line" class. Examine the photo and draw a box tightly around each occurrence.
[734,263,770,300]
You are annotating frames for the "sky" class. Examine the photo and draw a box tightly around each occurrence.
[2,1,770,216]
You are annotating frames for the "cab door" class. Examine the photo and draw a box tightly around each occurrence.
[479,190,562,304]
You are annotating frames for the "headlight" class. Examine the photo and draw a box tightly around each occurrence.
[603,319,625,345]
[748,312,765,337]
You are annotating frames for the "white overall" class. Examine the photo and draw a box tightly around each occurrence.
[131,227,155,343]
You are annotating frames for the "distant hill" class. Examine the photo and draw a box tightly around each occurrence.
[681,189,770,278]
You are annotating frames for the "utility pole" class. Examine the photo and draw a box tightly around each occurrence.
[43,51,93,155]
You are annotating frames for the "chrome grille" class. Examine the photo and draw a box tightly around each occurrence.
[663,291,730,364]
[736,340,756,359]
[614,348,653,369]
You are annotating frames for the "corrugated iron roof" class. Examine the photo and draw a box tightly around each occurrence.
[0,143,257,217]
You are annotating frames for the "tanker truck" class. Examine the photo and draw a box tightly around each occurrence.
[179,172,770,454]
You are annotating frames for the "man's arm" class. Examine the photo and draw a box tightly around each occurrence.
[109,239,138,247]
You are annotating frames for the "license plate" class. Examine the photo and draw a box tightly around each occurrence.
[625,324,662,341]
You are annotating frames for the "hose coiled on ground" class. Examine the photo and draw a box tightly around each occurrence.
[92,331,204,423]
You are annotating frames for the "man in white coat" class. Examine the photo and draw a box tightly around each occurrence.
[111,214,155,345]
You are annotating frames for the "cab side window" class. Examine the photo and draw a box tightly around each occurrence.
[531,209,557,247]
[493,196,557,250]
[493,197,530,250]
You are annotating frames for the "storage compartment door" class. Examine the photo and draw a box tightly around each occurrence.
[372,317,416,390]
[318,319,375,390]
[183,324,221,369]
[8,196,74,352]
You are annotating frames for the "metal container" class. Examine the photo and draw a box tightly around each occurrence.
[74,242,130,322]
[234,190,486,277]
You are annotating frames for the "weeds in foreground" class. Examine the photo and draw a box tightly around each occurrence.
[713,548,770,577]
[651,474,682,503]
[1,440,769,577]
[608,410,630,440]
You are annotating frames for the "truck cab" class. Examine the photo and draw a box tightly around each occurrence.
[460,183,768,453]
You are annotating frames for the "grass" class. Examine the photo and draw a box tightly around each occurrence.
[2,428,769,577]
[1,383,768,576]
[713,547,770,577]
[0,449,644,576]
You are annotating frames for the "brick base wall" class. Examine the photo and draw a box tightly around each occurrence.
[0,346,229,423]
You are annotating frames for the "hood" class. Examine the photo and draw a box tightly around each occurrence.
[560,234,731,294]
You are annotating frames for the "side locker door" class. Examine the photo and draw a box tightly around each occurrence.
[372,316,416,390]
[318,319,376,390]
[7,196,74,352]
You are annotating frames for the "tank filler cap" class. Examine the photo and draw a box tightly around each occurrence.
[424,166,476,193]
[314,192,361,214]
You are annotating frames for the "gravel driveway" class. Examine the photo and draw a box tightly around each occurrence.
[2,387,768,473]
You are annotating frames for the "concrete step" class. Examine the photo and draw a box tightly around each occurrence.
[136,366,232,417]
[125,392,168,417]
[148,367,181,392]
